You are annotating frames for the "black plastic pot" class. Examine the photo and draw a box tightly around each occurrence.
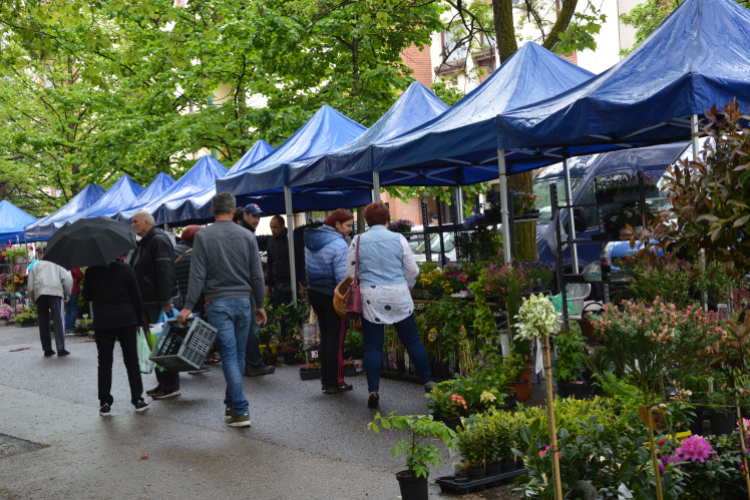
[557,381,585,400]
[516,458,525,469]
[687,408,705,437]
[502,394,518,409]
[396,471,428,500]
[467,468,486,480]
[501,461,516,473]
[440,417,463,432]
[709,411,737,436]
[485,464,502,477]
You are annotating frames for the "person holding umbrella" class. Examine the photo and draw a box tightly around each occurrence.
[43,216,150,416]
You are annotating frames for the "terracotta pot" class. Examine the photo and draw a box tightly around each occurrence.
[510,380,530,402]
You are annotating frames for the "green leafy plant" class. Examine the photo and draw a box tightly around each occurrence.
[554,331,587,383]
[14,306,37,324]
[368,412,455,479]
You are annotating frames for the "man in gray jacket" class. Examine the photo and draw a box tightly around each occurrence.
[28,245,73,357]
[177,192,267,428]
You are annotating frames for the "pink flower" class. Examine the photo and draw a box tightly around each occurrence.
[674,435,714,464]
[450,394,467,410]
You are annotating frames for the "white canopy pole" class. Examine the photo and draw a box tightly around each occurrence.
[691,114,701,159]
[454,186,464,223]
[497,149,512,265]
[372,172,381,203]
[563,158,579,274]
[284,186,298,304]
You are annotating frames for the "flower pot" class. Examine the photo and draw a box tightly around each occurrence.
[0,319,7,326]
[467,468,486,480]
[510,380,530,402]
[521,365,532,382]
[343,366,356,377]
[283,351,300,365]
[439,417,463,432]
[687,408,705,436]
[557,381,585,400]
[516,458,525,469]
[709,411,736,436]
[502,394,518,409]
[299,369,322,381]
[485,464,502,477]
[259,344,267,355]
[395,471,428,500]
[353,358,364,372]
[262,353,277,366]
[501,461,516,473]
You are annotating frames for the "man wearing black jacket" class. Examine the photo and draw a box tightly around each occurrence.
[266,215,306,339]
[131,211,182,399]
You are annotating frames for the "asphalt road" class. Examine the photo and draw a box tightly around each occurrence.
[0,324,517,500]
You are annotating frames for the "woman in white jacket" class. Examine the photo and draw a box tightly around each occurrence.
[28,245,73,357]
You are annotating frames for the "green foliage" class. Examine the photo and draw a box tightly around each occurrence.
[344,325,365,358]
[430,81,466,107]
[457,227,503,262]
[423,296,475,362]
[368,412,455,479]
[554,330,587,382]
[553,1,607,56]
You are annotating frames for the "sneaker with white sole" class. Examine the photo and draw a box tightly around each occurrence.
[226,413,251,428]
[188,365,211,374]
[225,407,237,422]
[134,400,150,413]
[153,390,181,400]
[99,404,111,416]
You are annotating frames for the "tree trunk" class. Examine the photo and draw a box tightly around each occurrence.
[508,172,538,261]
[543,0,578,50]
[356,205,366,234]
[352,37,359,95]
[492,0,518,63]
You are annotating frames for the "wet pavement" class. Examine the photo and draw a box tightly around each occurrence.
[0,325,517,499]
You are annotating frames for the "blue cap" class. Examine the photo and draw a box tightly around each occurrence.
[244,204,264,216]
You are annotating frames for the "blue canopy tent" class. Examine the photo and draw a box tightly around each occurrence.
[288,82,448,194]
[169,140,278,225]
[494,0,750,268]
[25,184,107,241]
[216,105,370,302]
[115,172,176,223]
[118,155,228,226]
[0,200,37,245]
[57,175,143,231]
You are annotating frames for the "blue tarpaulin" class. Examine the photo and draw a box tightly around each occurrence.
[217,105,367,195]
[236,190,374,216]
[25,184,107,241]
[224,139,276,177]
[59,175,143,231]
[289,82,448,189]
[115,172,176,223]
[496,0,750,172]
[365,42,594,185]
[0,200,38,244]
[118,155,228,225]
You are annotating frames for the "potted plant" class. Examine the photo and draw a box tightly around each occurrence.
[503,348,530,402]
[14,307,37,327]
[389,219,415,234]
[0,303,11,326]
[344,325,365,371]
[299,360,321,381]
[425,387,466,431]
[369,412,455,500]
[554,330,588,399]
[343,358,357,377]
[456,416,486,479]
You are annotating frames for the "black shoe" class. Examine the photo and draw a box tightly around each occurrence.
[424,382,437,393]
[44,350,56,357]
[325,383,353,395]
[245,365,275,377]
[321,381,329,392]
[146,386,162,396]
[99,404,111,417]
[57,349,70,357]
[368,393,380,409]
[134,400,150,413]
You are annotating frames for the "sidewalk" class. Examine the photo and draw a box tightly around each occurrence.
[0,325,470,500]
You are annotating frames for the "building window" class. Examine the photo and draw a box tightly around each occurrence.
[442,31,468,63]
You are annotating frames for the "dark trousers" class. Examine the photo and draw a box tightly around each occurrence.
[144,305,180,393]
[37,295,65,352]
[308,290,345,387]
[272,284,294,340]
[362,314,431,393]
[94,326,144,406]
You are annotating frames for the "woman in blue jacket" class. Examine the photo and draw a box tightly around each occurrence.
[347,203,431,409]
[304,210,354,395]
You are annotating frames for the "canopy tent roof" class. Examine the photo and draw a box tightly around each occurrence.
[0,200,38,244]
[359,42,595,186]
[225,139,276,177]
[289,82,448,189]
[59,175,143,231]
[116,172,176,222]
[162,141,277,226]
[237,190,374,216]
[217,105,367,195]
[496,0,750,173]
[25,184,107,241]
[118,155,228,225]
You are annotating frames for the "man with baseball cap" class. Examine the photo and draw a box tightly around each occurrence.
[239,203,275,377]
[241,204,264,233]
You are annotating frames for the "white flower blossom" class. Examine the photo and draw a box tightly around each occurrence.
[515,294,559,340]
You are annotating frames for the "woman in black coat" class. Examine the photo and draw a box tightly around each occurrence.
[82,259,149,416]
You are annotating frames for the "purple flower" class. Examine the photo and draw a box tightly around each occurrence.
[674,435,714,464]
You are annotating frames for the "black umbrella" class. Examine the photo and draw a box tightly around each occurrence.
[44,217,138,270]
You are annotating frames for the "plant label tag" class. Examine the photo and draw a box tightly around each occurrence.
[428,328,437,342]
[639,406,668,431]
[310,351,318,359]
[459,325,466,337]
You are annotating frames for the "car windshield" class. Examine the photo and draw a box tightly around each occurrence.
[534,178,583,224]
[413,233,455,254]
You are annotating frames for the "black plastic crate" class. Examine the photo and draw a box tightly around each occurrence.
[149,317,218,372]
[436,468,527,495]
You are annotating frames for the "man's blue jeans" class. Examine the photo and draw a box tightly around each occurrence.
[65,295,78,332]
[207,298,252,414]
